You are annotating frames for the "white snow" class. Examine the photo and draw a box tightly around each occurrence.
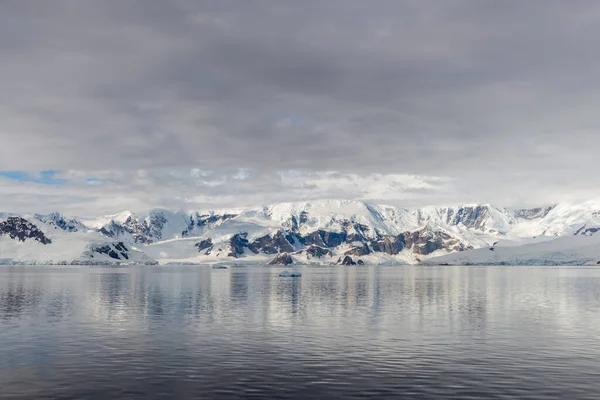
[426,234,600,266]
[6,198,600,265]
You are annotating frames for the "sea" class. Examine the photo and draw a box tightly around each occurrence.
[1,265,600,399]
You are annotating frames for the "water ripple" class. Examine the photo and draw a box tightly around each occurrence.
[1,265,600,399]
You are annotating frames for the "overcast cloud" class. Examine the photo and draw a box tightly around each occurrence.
[2,0,600,215]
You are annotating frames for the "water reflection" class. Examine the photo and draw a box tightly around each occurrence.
[1,265,600,399]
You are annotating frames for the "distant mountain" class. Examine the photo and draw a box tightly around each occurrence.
[5,199,600,265]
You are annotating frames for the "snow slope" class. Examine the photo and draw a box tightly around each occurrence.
[0,215,155,265]
[5,198,600,265]
[425,234,600,266]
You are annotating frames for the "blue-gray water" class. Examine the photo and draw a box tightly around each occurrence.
[1,265,600,399]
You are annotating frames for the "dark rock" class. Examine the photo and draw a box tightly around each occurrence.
[402,227,470,256]
[182,213,238,236]
[357,259,365,265]
[228,233,252,258]
[195,238,213,252]
[92,242,130,260]
[35,212,81,232]
[299,230,347,248]
[445,205,492,230]
[290,215,299,231]
[322,231,347,247]
[99,217,153,244]
[123,216,153,244]
[300,231,327,247]
[340,255,356,266]
[250,231,295,254]
[575,225,600,236]
[114,242,128,252]
[344,243,371,257]
[268,252,293,265]
[0,217,52,244]
[370,235,404,255]
[299,211,309,225]
[305,245,332,258]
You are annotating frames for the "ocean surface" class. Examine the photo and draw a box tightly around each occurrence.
[1,265,600,399]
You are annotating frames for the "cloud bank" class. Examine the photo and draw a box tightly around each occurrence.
[1,1,600,215]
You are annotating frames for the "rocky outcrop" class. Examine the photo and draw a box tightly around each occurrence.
[228,233,253,258]
[100,216,153,244]
[402,227,470,255]
[370,235,404,255]
[345,243,371,257]
[224,231,297,257]
[304,245,332,258]
[195,239,213,253]
[218,224,469,261]
[338,255,356,265]
[514,206,554,220]
[268,252,293,265]
[445,205,492,230]
[299,230,347,248]
[35,213,82,232]
[182,213,238,236]
[574,225,600,236]
[89,242,130,260]
[249,231,295,254]
[0,217,51,244]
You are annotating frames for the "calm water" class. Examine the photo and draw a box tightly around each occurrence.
[1,265,600,399]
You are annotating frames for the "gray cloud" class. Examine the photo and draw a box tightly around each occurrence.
[1,0,600,212]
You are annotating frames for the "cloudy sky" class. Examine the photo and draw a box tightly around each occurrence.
[2,0,600,216]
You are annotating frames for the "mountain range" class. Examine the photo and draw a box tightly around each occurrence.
[3,199,600,265]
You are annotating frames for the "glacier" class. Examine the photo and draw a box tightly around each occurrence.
[4,199,600,265]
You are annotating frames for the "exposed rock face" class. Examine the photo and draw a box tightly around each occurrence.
[0,217,51,244]
[91,201,482,263]
[195,239,213,253]
[514,206,554,220]
[574,225,600,236]
[217,225,468,260]
[147,212,168,240]
[35,213,82,232]
[401,227,470,255]
[100,217,153,244]
[250,232,295,254]
[357,259,365,265]
[182,213,238,236]
[370,236,404,255]
[339,255,356,265]
[228,233,252,258]
[299,231,326,247]
[444,205,493,230]
[305,245,332,258]
[299,230,347,248]
[89,242,130,260]
[225,231,296,257]
[345,243,371,257]
[268,252,293,265]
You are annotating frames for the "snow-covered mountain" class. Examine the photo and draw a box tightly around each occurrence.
[5,199,600,265]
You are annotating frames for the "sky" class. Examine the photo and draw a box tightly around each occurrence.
[2,0,600,216]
